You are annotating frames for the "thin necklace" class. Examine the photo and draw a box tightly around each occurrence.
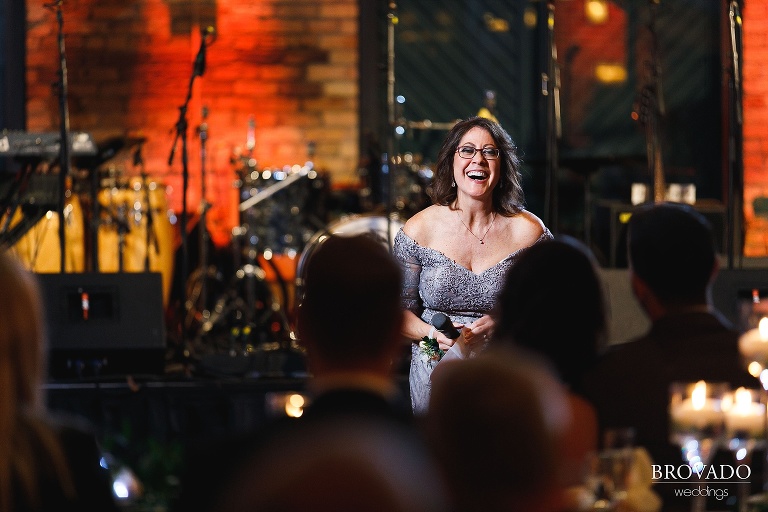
[457,210,496,244]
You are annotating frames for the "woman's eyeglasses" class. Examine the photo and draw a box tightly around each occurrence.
[456,146,500,160]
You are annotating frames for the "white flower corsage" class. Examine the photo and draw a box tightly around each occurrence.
[419,336,445,362]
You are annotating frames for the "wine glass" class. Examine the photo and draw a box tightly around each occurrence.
[669,381,729,512]
[586,427,635,510]
[722,387,767,512]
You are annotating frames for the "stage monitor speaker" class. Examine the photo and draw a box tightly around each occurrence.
[38,272,166,379]
[711,269,768,332]
[599,202,727,268]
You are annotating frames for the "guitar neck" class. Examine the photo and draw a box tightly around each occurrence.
[652,145,666,203]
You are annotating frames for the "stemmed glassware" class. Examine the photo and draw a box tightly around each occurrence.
[586,428,635,511]
[722,387,767,512]
[738,316,768,511]
[669,381,729,512]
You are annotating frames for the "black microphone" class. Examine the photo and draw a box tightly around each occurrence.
[193,38,206,77]
[193,27,215,77]
[431,313,460,339]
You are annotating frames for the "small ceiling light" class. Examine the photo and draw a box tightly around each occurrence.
[594,63,627,84]
[585,0,609,24]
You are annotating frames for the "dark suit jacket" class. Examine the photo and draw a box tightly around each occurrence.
[301,387,414,423]
[582,310,759,511]
[172,386,417,512]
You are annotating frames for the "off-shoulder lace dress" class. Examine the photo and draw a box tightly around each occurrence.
[393,227,553,414]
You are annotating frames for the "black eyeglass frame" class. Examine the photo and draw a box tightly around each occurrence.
[455,146,500,160]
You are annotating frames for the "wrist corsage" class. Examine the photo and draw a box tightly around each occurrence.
[419,336,445,362]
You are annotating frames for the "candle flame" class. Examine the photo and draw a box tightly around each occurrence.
[735,387,753,408]
[691,380,707,410]
[759,317,768,340]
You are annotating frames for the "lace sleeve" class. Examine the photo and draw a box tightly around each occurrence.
[393,230,423,316]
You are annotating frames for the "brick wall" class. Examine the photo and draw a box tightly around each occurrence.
[26,0,359,248]
[24,0,768,257]
[743,0,768,256]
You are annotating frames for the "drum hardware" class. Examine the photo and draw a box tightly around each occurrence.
[167,27,216,353]
[183,258,289,366]
[187,106,213,336]
[6,189,85,273]
[94,172,174,306]
[295,213,405,306]
[181,134,310,363]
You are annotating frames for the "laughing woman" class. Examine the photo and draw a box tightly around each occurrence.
[393,116,552,414]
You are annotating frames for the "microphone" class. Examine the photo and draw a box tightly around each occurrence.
[431,313,460,340]
[193,38,206,77]
[193,27,215,77]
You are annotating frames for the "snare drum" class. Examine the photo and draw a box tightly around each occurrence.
[98,177,174,305]
[295,214,405,305]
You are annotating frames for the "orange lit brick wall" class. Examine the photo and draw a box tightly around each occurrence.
[743,0,768,256]
[24,0,768,258]
[26,0,359,248]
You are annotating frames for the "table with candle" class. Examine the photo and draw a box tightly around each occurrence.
[669,380,727,437]
[723,387,766,443]
[739,317,768,376]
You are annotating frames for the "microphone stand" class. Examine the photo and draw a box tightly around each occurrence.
[47,0,73,273]
[385,0,399,249]
[543,0,561,234]
[135,143,156,273]
[725,0,743,269]
[196,106,210,328]
[168,27,211,342]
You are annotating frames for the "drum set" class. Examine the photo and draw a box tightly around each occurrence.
[1,130,429,376]
[4,148,176,308]
[182,150,411,372]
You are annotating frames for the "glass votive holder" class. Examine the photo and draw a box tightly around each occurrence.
[722,387,767,459]
[669,381,729,469]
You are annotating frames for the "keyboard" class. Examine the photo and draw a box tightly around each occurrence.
[0,130,97,158]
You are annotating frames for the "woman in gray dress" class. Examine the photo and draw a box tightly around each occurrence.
[393,116,551,414]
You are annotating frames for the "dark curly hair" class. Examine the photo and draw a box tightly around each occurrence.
[493,236,606,392]
[430,116,524,216]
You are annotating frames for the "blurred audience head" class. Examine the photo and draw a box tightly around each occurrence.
[425,348,571,512]
[493,235,606,391]
[627,202,716,307]
[0,249,47,416]
[297,234,404,374]
[0,250,79,510]
[216,418,449,512]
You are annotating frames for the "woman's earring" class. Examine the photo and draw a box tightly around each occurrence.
[451,180,456,188]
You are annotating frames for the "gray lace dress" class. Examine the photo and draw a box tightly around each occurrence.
[393,227,553,414]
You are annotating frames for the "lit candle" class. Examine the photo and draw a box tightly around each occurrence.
[739,317,768,371]
[670,380,724,431]
[724,387,766,440]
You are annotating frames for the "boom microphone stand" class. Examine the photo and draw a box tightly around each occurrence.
[168,26,214,339]
[46,0,73,272]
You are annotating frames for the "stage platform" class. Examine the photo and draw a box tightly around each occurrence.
[44,374,308,509]
[44,354,411,510]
